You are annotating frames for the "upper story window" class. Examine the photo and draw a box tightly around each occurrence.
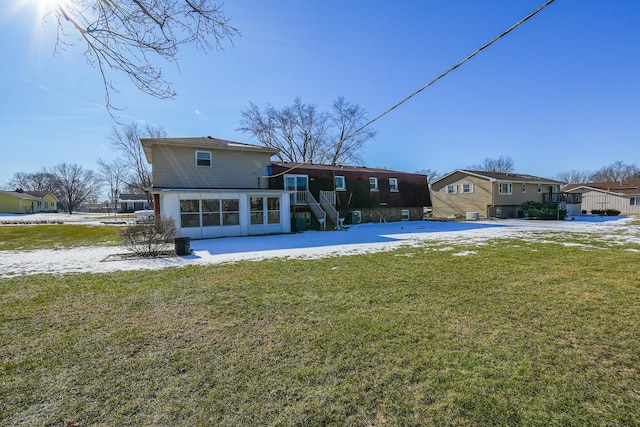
[499,182,512,195]
[335,176,346,191]
[446,184,457,194]
[389,178,399,192]
[196,150,212,167]
[369,177,379,191]
[462,183,474,194]
[522,183,527,193]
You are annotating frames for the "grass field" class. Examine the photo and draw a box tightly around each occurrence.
[0,224,122,250]
[1,234,639,425]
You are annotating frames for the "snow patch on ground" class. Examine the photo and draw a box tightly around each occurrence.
[1,213,638,278]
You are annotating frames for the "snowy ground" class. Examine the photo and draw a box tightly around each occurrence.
[1,213,639,278]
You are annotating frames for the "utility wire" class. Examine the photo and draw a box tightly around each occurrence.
[266,0,555,178]
[344,0,556,142]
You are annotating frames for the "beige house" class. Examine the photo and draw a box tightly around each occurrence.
[0,191,58,214]
[141,136,291,239]
[564,180,640,215]
[430,170,570,219]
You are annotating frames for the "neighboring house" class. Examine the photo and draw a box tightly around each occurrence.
[269,162,431,228]
[118,194,150,212]
[0,190,59,214]
[24,191,59,213]
[430,170,579,219]
[564,180,640,215]
[141,136,291,239]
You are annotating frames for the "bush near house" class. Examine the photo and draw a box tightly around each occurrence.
[521,201,567,220]
[120,215,177,257]
[591,209,621,216]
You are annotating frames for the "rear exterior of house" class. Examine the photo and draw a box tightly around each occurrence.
[269,163,431,228]
[431,170,571,219]
[564,180,640,215]
[142,137,291,239]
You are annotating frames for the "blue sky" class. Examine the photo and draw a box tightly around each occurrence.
[1,0,639,188]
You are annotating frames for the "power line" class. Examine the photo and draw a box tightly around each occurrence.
[266,0,555,178]
[344,0,556,142]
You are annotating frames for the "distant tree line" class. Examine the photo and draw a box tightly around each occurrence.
[555,160,640,185]
[5,122,161,214]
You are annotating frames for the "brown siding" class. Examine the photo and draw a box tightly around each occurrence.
[269,165,430,209]
[152,144,271,189]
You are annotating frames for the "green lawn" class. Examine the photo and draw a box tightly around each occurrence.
[0,224,122,250]
[1,238,640,425]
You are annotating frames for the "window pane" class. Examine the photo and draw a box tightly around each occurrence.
[296,176,308,191]
[250,197,263,210]
[202,199,219,212]
[267,197,279,210]
[268,211,280,224]
[222,199,239,212]
[202,213,220,226]
[223,213,239,226]
[181,214,200,228]
[180,199,199,213]
[251,212,263,225]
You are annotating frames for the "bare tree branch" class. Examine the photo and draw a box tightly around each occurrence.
[44,1,239,115]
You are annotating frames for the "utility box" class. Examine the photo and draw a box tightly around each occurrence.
[174,237,191,256]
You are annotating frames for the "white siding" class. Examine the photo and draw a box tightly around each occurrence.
[578,189,640,215]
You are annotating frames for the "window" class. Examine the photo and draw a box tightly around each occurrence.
[499,183,512,195]
[389,178,399,192]
[37,201,42,208]
[250,197,264,225]
[335,176,346,191]
[446,185,457,194]
[462,183,474,194]
[401,209,410,221]
[631,197,638,206]
[222,199,240,225]
[369,177,379,191]
[268,197,280,224]
[202,199,220,226]
[522,183,527,193]
[196,150,212,167]
[180,199,200,228]
[537,184,542,193]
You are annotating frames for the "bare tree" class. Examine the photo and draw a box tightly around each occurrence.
[468,156,515,173]
[97,158,130,218]
[8,171,56,192]
[110,122,166,200]
[589,160,639,182]
[48,163,101,214]
[416,168,442,183]
[44,1,239,113]
[555,170,590,186]
[327,97,377,165]
[239,97,376,165]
